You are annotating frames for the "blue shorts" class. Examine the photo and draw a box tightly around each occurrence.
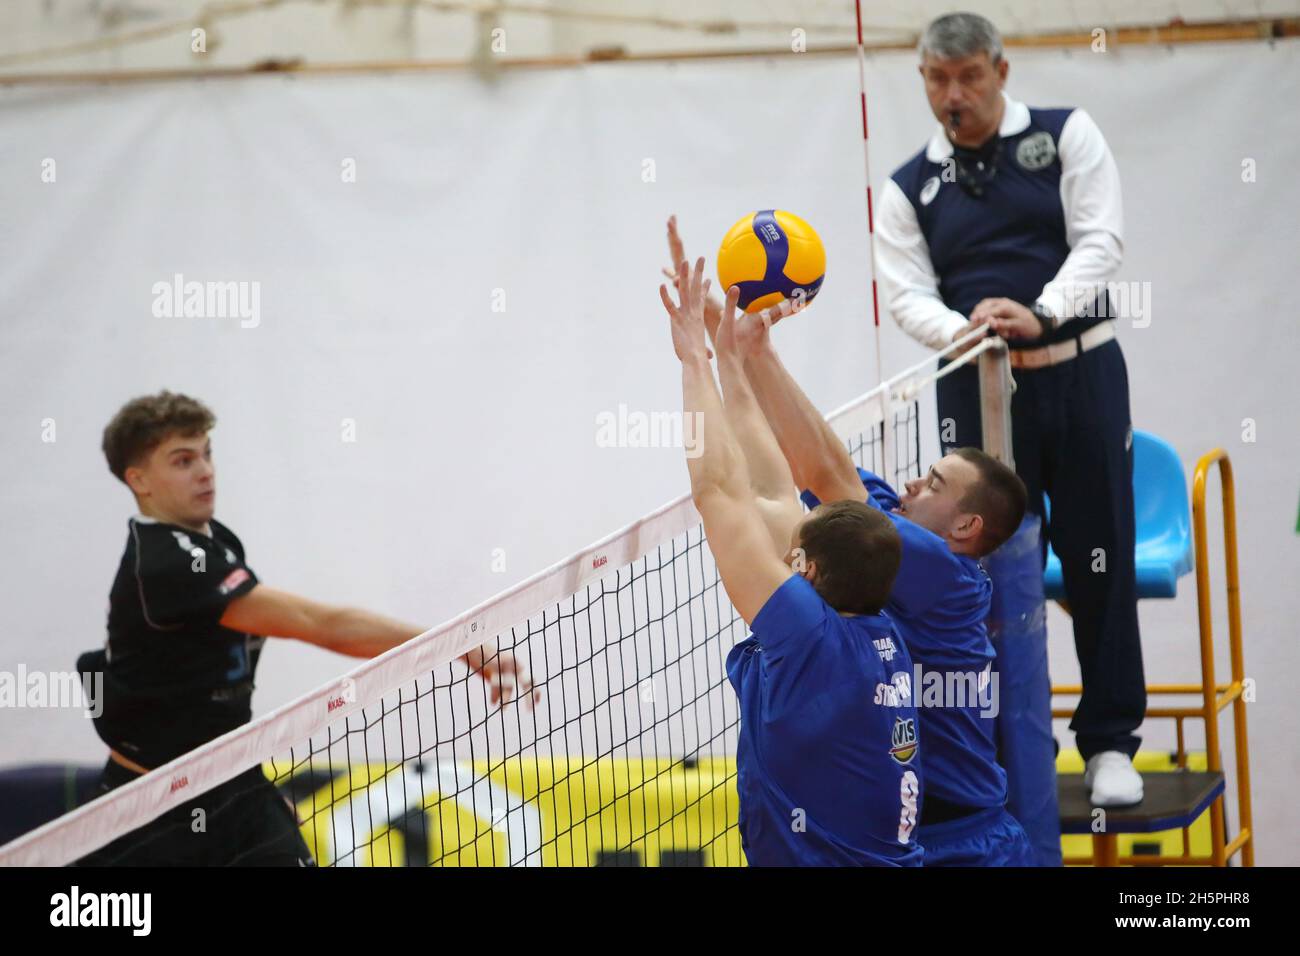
[917,805,1037,867]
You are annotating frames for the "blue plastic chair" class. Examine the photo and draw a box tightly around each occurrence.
[1043,430,1193,600]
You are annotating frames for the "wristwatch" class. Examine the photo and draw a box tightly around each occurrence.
[1030,302,1057,334]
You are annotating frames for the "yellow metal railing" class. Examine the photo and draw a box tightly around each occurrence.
[1050,448,1254,866]
[1192,448,1254,867]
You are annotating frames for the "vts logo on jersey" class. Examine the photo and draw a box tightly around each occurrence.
[889,717,918,765]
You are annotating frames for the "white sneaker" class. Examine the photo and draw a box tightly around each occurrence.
[1085,751,1144,807]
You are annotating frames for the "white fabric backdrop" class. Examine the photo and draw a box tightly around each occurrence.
[1,39,1297,861]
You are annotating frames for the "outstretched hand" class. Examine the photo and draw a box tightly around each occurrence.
[663,215,688,283]
[716,285,765,360]
[659,257,713,364]
[752,296,801,331]
[466,646,541,709]
[663,215,723,346]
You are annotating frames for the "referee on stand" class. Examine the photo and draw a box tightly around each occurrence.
[876,13,1146,810]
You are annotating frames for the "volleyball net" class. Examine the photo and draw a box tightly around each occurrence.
[0,333,1009,868]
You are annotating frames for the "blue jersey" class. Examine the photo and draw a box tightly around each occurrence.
[726,574,923,867]
[802,470,1007,810]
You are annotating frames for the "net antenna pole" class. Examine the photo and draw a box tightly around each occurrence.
[978,339,1015,468]
[854,0,891,478]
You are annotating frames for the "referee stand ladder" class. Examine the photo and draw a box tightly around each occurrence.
[1048,442,1255,866]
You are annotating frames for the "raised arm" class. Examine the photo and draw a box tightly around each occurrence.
[733,313,868,507]
[664,217,799,522]
[714,281,803,555]
[664,215,725,346]
[660,258,792,624]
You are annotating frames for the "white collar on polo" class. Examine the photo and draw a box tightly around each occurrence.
[925,91,1031,163]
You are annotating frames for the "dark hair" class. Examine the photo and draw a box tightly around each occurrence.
[798,500,901,615]
[102,391,216,483]
[952,447,1027,556]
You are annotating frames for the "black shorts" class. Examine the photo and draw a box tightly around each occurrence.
[74,760,314,867]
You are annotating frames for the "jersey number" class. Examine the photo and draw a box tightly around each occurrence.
[898,770,919,844]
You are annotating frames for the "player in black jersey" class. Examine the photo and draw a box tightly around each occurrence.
[76,391,534,866]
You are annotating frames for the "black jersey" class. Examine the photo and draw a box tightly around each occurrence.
[77,516,263,769]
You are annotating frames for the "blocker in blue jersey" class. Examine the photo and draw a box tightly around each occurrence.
[659,224,1038,865]
[728,573,924,866]
[803,468,1035,867]
[876,14,1147,827]
[715,287,1034,862]
[658,258,923,867]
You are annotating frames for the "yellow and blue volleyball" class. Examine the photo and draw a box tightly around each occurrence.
[716,210,826,314]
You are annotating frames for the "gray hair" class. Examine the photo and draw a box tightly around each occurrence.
[918,13,1003,64]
